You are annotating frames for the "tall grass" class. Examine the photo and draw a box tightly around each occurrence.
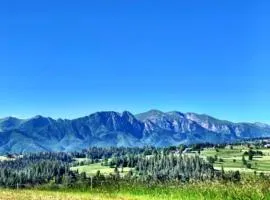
[1,179,269,200]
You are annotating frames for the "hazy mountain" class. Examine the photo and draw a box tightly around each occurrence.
[0,110,269,153]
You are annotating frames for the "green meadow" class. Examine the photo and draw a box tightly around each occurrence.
[200,146,270,174]
[71,162,133,176]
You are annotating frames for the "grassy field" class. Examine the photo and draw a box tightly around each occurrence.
[0,181,270,200]
[199,146,270,174]
[71,162,133,176]
[0,156,15,161]
[0,156,8,161]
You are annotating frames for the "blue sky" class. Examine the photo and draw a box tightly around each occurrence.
[1,0,269,123]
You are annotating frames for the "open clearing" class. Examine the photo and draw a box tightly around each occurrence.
[200,146,270,174]
[71,162,133,176]
[0,156,8,161]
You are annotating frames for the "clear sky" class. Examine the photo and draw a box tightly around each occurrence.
[1,0,269,123]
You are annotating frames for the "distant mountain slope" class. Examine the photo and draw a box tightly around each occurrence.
[0,110,269,153]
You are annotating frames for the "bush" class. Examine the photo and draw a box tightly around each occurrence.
[207,156,215,164]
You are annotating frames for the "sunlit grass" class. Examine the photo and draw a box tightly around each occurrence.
[201,147,270,174]
[71,162,132,176]
[1,180,270,200]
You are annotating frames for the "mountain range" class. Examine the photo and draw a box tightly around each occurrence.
[0,110,269,153]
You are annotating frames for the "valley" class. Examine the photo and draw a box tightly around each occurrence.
[0,143,270,199]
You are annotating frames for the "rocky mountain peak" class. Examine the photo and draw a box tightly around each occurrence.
[0,110,269,153]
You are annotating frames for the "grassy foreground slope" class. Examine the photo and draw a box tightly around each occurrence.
[1,181,270,200]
